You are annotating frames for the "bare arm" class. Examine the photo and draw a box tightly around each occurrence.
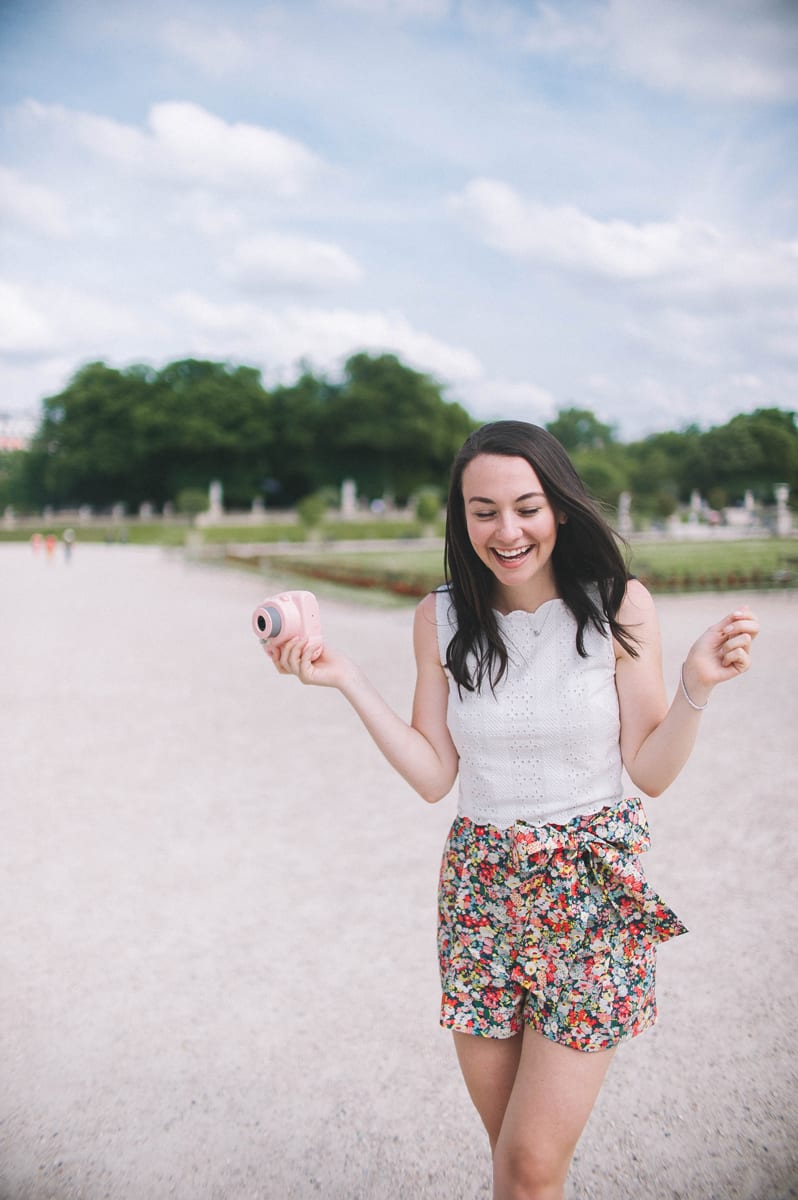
[615,580,759,797]
[266,592,459,804]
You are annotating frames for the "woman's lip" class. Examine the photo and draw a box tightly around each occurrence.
[491,546,533,566]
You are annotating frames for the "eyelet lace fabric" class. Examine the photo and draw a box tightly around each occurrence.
[436,588,624,830]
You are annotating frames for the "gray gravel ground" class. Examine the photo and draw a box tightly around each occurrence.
[1,542,796,1200]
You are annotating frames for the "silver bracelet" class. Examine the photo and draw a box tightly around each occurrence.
[680,663,709,711]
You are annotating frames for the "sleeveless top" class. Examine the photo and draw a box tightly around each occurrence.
[435,587,624,831]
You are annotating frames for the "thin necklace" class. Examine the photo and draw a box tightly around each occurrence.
[495,598,558,637]
[532,599,556,638]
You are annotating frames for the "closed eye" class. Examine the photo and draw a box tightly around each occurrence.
[472,506,541,519]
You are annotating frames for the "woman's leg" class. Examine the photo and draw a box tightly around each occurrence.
[452,1030,524,1151]
[453,1028,614,1199]
[492,1029,615,1200]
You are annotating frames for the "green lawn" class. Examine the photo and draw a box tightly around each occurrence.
[247,537,796,597]
[0,517,431,546]
[261,538,791,577]
[3,522,795,593]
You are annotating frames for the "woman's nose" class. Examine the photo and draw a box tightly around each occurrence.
[496,512,521,541]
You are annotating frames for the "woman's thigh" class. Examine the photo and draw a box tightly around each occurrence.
[493,1029,615,1195]
[452,1030,523,1151]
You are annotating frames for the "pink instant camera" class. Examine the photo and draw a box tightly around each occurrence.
[252,589,323,659]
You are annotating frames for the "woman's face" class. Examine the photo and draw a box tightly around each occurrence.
[461,453,563,603]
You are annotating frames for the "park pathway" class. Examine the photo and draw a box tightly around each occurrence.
[1,543,796,1199]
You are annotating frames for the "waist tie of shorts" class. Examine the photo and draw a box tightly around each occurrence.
[452,796,687,985]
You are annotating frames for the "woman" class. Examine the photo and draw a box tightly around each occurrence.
[266,421,758,1200]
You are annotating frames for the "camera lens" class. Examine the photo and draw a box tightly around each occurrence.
[255,604,283,639]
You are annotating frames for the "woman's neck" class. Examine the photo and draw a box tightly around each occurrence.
[492,575,560,616]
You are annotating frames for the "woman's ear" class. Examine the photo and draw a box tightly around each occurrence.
[557,511,568,525]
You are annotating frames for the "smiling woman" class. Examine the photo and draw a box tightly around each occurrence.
[462,455,563,598]
[265,417,760,1200]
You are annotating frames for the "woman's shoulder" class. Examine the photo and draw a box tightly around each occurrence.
[416,590,440,621]
[619,577,656,618]
[414,589,454,664]
[415,587,454,630]
[614,578,660,659]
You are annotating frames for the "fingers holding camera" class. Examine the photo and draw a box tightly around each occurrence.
[263,641,290,675]
[264,635,302,677]
[266,635,344,688]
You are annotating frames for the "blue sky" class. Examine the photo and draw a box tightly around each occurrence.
[1,0,797,439]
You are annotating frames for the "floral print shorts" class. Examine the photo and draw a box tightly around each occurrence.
[438,797,687,1053]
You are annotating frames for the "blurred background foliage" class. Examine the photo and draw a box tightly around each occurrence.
[1,351,797,517]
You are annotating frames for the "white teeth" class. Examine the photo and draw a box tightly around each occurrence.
[495,547,530,560]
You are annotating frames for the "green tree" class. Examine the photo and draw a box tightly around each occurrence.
[28,358,274,510]
[546,407,616,452]
[296,491,327,530]
[27,362,151,507]
[264,370,338,505]
[175,487,209,516]
[0,451,33,510]
[142,359,273,507]
[570,448,628,508]
[321,353,475,502]
[693,409,798,501]
[623,429,698,513]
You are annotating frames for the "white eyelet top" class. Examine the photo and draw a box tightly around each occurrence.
[435,587,624,831]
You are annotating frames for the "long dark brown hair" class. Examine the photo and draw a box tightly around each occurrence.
[443,420,638,692]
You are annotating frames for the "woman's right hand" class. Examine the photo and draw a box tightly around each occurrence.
[264,594,459,804]
[265,636,356,691]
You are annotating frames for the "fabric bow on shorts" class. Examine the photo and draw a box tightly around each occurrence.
[438,797,688,1050]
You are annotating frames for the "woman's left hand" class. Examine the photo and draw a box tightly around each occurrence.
[683,605,760,700]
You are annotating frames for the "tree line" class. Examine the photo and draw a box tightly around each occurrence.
[1,352,796,517]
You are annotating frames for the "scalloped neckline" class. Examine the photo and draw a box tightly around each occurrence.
[493,597,564,619]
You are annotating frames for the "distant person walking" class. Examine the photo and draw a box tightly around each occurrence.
[62,528,75,563]
[264,420,758,1199]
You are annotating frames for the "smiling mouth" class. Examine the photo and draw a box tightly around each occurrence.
[492,546,533,564]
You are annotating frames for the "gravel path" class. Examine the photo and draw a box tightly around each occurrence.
[1,543,795,1200]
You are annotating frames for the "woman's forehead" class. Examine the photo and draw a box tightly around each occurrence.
[461,454,544,497]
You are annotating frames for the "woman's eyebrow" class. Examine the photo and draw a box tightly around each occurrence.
[467,491,545,504]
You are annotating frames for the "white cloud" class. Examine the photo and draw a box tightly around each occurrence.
[606,0,798,103]
[456,375,557,424]
[582,372,698,435]
[0,355,80,414]
[506,0,798,104]
[165,290,482,381]
[451,178,798,299]
[16,99,322,196]
[0,167,71,238]
[16,100,152,169]
[767,308,798,359]
[0,282,55,354]
[223,233,364,291]
[148,102,320,194]
[451,178,698,280]
[520,0,607,57]
[170,192,245,238]
[622,308,727,368]
[159,18,253,77]
[578,367,789,438]
[728,373,765,392]
[0,280,142,359]
[321,0,452,20]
